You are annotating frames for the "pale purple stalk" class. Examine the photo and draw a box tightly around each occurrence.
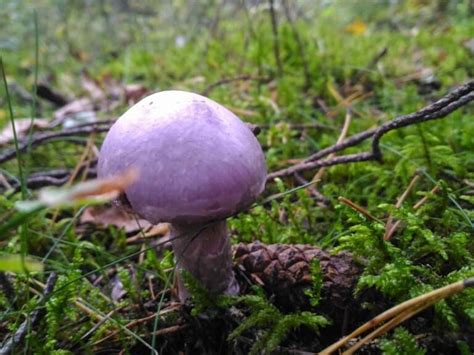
[170,221,239,300]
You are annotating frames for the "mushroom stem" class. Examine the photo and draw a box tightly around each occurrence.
[170,221,239,301]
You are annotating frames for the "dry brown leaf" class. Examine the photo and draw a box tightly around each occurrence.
[72,169,138,200]
[80,204,152,233]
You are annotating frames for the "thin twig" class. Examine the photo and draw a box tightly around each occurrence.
[268,81,474,181]
[0,123,111,164]
[371,85,474,161]
[7,166,97,192]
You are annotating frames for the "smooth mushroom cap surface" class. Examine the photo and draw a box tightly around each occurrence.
[98,90,267,224]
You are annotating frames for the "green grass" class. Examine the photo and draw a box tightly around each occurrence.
[0,1,473,353]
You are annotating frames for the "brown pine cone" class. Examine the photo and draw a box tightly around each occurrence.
[233,242,361,311]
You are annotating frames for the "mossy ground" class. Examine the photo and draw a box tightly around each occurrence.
[0,1,473,354]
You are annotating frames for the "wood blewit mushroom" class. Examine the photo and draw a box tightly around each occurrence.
[98,90,266,301]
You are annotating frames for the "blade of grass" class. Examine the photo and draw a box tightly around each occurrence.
[0,58,32,353]
[74,299,158,355]
[24,18,39,351]
[151,265,176,352]
[0,57,26,198]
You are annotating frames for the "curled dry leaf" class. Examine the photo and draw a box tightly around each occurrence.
[0,118,50,145]
[51,168,139,202]
[16,169,138,211]
[80,204,152,233]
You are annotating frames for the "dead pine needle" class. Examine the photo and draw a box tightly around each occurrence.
[384,173,420,240]
[321,277,474,354]
[338,196,382,223]
[384,183,440,240]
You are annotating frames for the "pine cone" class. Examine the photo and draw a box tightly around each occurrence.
[233,242,361,311]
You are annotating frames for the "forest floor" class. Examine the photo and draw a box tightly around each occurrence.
[0,1,474,354]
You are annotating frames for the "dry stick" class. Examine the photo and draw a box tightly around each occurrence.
[0,272,58,355]
[0,123,111,164]
[338,196,383,223]
[371,88,474,161]
[9,166,98,192]
[267,81,474,181]
[383,174,420,240]
[321,277,474,354]
[385,184,440,240]
[312,109,352,187]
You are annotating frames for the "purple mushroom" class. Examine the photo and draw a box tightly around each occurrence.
[98,90,266,301]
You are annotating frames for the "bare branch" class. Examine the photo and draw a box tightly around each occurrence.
[372,84,474,160]
[268,81,474,181]
[0,123,111,164]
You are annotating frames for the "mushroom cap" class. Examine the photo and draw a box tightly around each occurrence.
[98,90,266,224]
